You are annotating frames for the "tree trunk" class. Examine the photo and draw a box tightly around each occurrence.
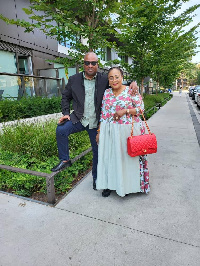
[141,78,144,97]
[156,82,158,95]
[76,64,79,74]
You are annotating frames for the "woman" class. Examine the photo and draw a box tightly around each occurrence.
[96,67,150,197]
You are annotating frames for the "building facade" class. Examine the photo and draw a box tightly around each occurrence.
[0,0,132,99]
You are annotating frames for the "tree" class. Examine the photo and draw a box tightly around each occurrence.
[0,0,119,67]
[151,2,200,88]
[1,0,199,81]
[113,0,200,94]
[151,26,199,88]
[184,63,200,85]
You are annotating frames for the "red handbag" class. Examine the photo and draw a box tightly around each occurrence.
[127,109,157,157]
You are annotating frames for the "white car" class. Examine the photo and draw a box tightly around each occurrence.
[194,86,200,104]
[189,86,195,97]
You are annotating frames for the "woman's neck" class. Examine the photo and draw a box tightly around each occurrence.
[112,85,126,96]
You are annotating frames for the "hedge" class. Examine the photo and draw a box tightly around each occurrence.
[0,93,173,123]
[0,96,62,122]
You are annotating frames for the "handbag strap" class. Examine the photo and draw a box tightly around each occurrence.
[131,107,152,137]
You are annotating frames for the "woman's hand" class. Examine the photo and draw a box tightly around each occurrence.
[129,81,139,96]
[96,132,100,144]
[113,109,126,121]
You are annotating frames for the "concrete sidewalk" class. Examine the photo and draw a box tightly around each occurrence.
[1,91,200,266]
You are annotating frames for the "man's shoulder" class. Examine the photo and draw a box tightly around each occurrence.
[96,72,108,87]
[97,71,108,79]
[69,72,83,80]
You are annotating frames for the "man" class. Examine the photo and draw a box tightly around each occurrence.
[51,52,138,190]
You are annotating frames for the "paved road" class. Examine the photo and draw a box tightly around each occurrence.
[0,91,200,266]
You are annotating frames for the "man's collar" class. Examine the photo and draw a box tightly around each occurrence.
[83,72,97,80]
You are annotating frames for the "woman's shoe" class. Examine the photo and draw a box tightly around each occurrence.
[102,189,111,197]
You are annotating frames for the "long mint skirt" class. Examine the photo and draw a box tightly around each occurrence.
[96,122,150,197]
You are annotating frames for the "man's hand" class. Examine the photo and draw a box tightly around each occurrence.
[129,81,139,96]
[58,115,70,124]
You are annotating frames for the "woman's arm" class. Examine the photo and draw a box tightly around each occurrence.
[96,90,107,143]
[132,94,144,117]
[96,123,101,144]
[113,108,136,121]
[113,94,144,121]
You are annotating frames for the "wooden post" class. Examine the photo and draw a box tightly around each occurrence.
[61,78,65,94]
[44,79,48,97]
[46,174,56,204]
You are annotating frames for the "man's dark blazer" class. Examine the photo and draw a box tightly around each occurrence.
[61,71,109,124]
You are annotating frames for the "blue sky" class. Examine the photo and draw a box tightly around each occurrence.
[176,0,200,63]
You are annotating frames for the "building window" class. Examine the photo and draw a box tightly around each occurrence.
[0,50,18,99]
[18,56,30,74]
[97,47,107,61]
[118,54,127,63]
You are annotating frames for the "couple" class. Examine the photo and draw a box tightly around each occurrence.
[51,52,150,197]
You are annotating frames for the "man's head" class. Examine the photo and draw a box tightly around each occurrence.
[84,52,98,79]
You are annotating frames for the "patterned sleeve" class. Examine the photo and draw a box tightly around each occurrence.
[132,94,144,116]
[99,91,107,122]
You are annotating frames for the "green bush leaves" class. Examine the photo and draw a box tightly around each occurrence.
[0,120,92,197]
[0,92,172,198]
[0,96,62,122]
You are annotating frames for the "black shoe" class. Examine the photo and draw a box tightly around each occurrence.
[51,160,72,172]
[93,180,97,190]
[102,189,111,197]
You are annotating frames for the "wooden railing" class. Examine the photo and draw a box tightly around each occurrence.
[0,147,92,205]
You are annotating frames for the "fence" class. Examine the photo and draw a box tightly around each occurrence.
[0,72,65,99]
[0,147,92,205]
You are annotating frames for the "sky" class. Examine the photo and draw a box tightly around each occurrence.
[176,0,200,63]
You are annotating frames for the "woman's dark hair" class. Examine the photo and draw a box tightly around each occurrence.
[108,67,124,77]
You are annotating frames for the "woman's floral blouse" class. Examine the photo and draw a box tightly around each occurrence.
[100,86,144,124]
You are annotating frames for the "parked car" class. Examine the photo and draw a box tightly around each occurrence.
[194,86,200,107]
[197,93,200,108]
[192,85,199,100]
[194,86,200,103]
[189,86,195,97]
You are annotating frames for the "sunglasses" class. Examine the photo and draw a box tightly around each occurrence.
[84,61,98,66]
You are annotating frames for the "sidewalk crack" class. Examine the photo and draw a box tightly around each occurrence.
[55,206,200,249]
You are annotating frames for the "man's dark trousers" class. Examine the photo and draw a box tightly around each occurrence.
[56,120,98,182]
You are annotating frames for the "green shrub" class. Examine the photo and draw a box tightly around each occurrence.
[0,120,91,160]
[0,149,92,196]
[143,93,172,119]
[0,96,62,122]
[0,120,92,197]
[0,93,172,123]
[0,92,172,198]
[0,119,92,197]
